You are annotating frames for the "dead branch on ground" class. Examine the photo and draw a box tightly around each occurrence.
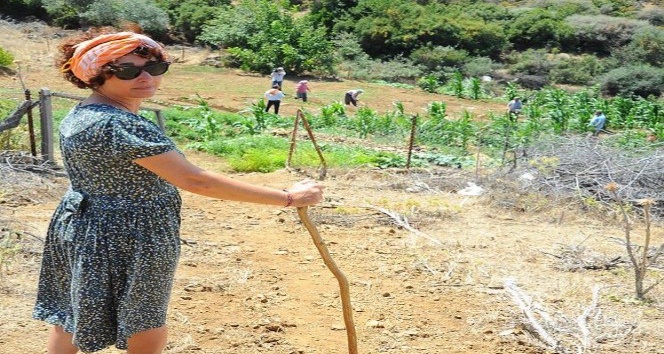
[505,280,636,353]
[366,205,444,246]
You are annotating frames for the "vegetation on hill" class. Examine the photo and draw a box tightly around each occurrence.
[1,0,663,98]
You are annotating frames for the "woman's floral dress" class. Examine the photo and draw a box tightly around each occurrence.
[33,104,182,352]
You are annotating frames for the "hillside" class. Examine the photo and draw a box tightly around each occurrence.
[1,19,663,354]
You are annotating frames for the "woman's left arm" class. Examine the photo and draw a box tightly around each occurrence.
[134,150,324,207]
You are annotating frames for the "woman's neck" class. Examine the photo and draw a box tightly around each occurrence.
[90,90,138,113]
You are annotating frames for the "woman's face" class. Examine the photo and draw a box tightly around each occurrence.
[101,54,164,100]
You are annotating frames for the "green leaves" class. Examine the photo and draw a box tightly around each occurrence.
[199,0,336,75]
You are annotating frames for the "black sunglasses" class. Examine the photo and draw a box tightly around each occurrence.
[108,61,170,80]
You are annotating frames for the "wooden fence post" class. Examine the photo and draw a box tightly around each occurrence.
[39,88,55,164]
[155,110,166,132]
[406,114,418,169]
[24,89,38,157]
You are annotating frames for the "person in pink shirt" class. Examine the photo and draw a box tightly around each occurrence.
[295,80,311,102]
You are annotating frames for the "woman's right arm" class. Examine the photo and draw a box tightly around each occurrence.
[134,150,324,207]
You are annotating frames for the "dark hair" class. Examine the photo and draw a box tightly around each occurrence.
[57,27,167,89]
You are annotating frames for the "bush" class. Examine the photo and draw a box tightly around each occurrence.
[549,54,609,85]
[0,48,14,68]
[636,6,664,26]
[506,8,572,50]
[155,0,229,42]
[530,0,599,17]
[564,14,650,55]
[599,65,664,98]
[410,46,468,72]
[200,0,336,75]
[462,57,496,78]
[614,26,664,67]
[507,49,555,76]
[515,74,549,90]
[81,0,170,37]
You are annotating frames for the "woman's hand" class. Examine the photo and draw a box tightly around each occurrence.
[286,179,325,207]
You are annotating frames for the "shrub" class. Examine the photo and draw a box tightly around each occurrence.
[549,54,609,85]
[81,0,170,37]
[410,46,468,72]
[156,0,229,42]
[505,8,572,50]
[0,48,14,68]
[599,65,664,98]
[515,74,549,90]
[564,14,649,55]
[615,26,664,67]
[462,57,496,78]
[507,49,555,76]
[636,6,664,26]
[200,0,336,75]
[530,0,599,17]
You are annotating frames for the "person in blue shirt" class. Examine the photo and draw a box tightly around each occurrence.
[589,110,606,136]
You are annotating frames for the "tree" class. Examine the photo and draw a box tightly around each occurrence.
[199,0,336,75]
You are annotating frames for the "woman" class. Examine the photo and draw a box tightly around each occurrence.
[32,30,324,354]
[295,80,311,102]
[264,84,285,114]
[344,89,363,106]
[270,67,286,89]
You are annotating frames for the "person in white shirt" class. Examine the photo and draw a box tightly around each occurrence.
[264,85,286,114]
[270,67,286,89]
[344,89,363,106]
[506,97,522,122]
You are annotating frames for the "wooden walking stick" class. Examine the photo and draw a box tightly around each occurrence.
[297,206,358,354]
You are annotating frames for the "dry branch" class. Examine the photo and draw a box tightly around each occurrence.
[505,280,636,353]
[506,136,664,218]
[366,205,444,246]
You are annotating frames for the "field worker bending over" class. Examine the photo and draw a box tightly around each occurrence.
[33,29,324,354]
[589,110,606,136]
[344,89,363,106]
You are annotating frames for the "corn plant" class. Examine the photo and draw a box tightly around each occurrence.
[373,101,409,138]
[449,72,464,98]
[468,77,483,100]
[317,101,346,128]
[449,110,476,152]
[182,95,222,140]
[352,106,379,139]
[417,74,440,93]
[505,82,520,100]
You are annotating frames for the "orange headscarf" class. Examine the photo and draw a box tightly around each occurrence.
[61,32,167,84]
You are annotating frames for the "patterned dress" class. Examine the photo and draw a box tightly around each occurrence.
[33,104,182,352]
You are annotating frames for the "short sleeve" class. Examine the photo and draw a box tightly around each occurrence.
[105,114,176,160]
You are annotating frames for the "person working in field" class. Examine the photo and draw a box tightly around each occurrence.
[33,29,324,354]
[344,89,363,106]
[589,110,606,136]
[295,80,311,102]
[506,96,522,121]
[270,67,286,90]
[264,84,286,114]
